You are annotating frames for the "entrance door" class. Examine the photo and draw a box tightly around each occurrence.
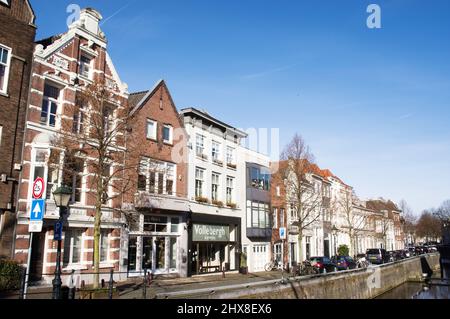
[29,232,46,282]
[155,237,166,271]
[142,237,153,270]
[128,237,137,271]
[252,244,268,272]
[290,242,296,266]
[324,239,330,258]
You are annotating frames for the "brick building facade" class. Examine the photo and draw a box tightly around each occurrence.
[0,0,36,259]
[13,8,130,285]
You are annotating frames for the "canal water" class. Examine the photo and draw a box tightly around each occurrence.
[376,281,450,299]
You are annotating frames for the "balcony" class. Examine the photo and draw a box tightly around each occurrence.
[134,192,189,212]
[247,227,272,238]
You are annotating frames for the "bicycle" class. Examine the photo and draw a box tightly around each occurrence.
[264,259,282,272]
[292,260,320,276]
[356,257,369,269]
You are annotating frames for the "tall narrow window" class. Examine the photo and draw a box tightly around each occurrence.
[212,141,221,163]
[63,157,84,203]
[158,172,164,194]
[196,135,205,157]
[146,119,157,140]
[0,45,11,93]
[79,55,91,78]
[273,208,278,229]
[195,168,204,198]
[100,230,109,262]
[226,176,234,204]
[63,229,83,265]
[41,84,59,127]
[137,160,147,191]
[280,209,285,227]
[149,172,156,194]
[166,164,174,195]
[211,173,220,201]
[226,147,235,165]
[163,125,173,144]
[72,104,85,135]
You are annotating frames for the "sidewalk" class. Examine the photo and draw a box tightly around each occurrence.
[117,271,286,299]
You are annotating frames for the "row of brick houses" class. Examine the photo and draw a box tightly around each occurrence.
[0,3,406,285]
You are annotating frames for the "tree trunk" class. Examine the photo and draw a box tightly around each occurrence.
[297,230,303,263]
[93,194,102,289]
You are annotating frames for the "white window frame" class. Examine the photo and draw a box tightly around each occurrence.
[63,229,83,266]
[163,124,173,144]
[211,172,220,201]
[195,167,205,198]
[196,134,205,157]
[146,119,157,140]
[226,146,235,164]
[79,55,92,79]
[100,229,110,263]
[212,141,221,162]
[226,176,234,204]
[40,83,60,128]
[0,44,12,94]
[273,208,278,229]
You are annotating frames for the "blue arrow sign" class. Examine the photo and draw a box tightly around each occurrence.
[30,199,45,221]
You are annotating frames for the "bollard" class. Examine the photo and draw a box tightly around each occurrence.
[68,270,76,300]
[108,269,114,300]
[19,268,27,300]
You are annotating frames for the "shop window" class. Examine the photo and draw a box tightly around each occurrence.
[171,218,179,233]
[170,238,177,269]
[144,216,168,233]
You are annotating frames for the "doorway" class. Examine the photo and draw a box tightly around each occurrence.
[29,232,46,282]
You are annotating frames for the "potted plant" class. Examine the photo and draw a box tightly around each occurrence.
[195,196,209,204]
[226,202,237,209]
[212,200,224,207]
[239,251,248,274]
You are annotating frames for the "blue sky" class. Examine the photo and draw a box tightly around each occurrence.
[30,0,450,215]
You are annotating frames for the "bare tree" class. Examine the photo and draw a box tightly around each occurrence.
[279,134,324,262]
[334,190,369,256]
[399,199,417,245]
[50,78,139,288]
[416,210,441,243]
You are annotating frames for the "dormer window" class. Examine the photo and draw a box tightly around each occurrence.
[79,55,92,79]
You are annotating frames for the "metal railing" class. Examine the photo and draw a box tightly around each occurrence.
[0,268,153,300]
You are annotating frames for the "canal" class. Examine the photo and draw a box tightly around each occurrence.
[376,279,450,299]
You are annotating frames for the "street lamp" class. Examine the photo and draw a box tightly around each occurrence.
[52,185,72,300]
[332,225,338,256]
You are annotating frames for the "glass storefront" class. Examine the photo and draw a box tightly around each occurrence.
[127,214,181,275]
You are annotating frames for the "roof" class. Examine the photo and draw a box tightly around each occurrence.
[128,91,148,109]
[366,199,401,213]
[180,107,248,138]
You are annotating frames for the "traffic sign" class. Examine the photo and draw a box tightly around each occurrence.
[54,221,63,241]
[29,221,43,233]
[32,177,45,199]
[30,199,45,221]
[279,227,287,240]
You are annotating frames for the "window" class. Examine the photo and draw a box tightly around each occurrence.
[226,147,235,165]
[157,172,164,194]
[212,141,221,162]
[163,125,173,144]
[276,186,281,197]
[280,208,285,226]
[100,230,110,262]
[211,173,220,201]
[250,166,270,191]
[195,168,204,198]
[46,167,58,200]
[79,55,92,78]
[31,148,48,199]
[273,208,278,229]
[0,45,11,93]
[40,84,59,127]
[226,176,234,204]
[196,134,205,157]
[72,104,85,135]
[144,216,168,232]
[246,201,270,229]
[138,160,147,191]
[149,172,156,193]
[146,119,157,140]
[63,157,84,203]
[166,164,174,195]
[63,229,83,265]
[102,106,114,135]
[171,218,179,233]
[290,203,297,220]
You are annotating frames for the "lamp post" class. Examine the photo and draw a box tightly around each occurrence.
[332,225,338,256]
[52,185,72,300]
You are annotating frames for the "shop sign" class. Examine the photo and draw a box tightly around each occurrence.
[193,224,230,242]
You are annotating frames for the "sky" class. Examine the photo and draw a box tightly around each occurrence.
[30,0,450,216]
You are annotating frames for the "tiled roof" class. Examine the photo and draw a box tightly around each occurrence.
[128,91,149,109]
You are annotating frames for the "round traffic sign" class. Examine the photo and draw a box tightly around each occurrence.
[33,177,45,199]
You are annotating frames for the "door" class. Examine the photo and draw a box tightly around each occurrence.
[29,232,46,282]
[252,245,268,272]
[142,237,153,270]
[324,239,330,258]
[128,237,137,271]
[155,237,166,271]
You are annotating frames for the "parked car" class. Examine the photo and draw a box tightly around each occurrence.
[331,256,357,270]
[395,250,407,260]
[407,247,416,257]
[366,248,390,264]
[387,251,396,262]
[309,257,338,273]
[414,246,424,255]
[403,249,411,258]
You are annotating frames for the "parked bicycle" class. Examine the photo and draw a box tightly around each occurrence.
[291,260,320,276]
[356,257,369,268]
[264,259,282,272]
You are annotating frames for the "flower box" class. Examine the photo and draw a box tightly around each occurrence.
[195,196,209,204]
[212,200,224,207]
